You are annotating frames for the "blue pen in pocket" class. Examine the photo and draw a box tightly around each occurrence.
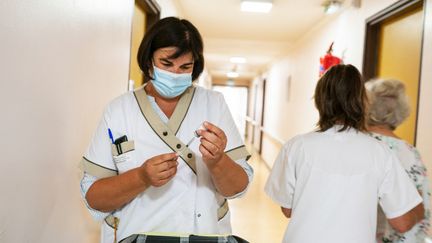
[108,128,115,144]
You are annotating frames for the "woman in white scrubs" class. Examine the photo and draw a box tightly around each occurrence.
[79,17,253,243]
[265,64,424,243]
[366,78,430,243]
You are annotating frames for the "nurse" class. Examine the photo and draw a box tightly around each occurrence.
[265,64,424,243]
[79,17,253,243]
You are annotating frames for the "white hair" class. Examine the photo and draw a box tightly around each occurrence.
[365,78,410,130]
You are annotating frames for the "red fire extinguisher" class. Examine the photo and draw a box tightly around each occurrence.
[319,42,342,76]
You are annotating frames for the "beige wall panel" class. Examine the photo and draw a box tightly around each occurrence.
[0,0,134,241]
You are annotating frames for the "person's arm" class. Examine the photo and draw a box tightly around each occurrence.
[265,138,300,220]
[387,202,424,233]
[198,122,248,197]
[206,153,249,197]
[86,153,178,212]
[281,207,292,218]
[379,150,424,234]
[80,173,111,220]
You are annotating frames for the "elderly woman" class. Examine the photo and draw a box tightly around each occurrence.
[366,78,430,243]
[265,64,424,243]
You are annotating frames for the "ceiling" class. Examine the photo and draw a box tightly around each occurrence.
[176,0,338,82]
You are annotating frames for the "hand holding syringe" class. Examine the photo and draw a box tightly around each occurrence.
[180,121,228,167]
[185,123,206,147]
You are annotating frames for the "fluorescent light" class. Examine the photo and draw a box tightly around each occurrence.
[227,71,240,78]
[227,79,235,86]
[230,57,247,64]
[241,1,273,13]
[323,1,342,14]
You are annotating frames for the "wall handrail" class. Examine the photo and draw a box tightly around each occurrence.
[245,116,285,146]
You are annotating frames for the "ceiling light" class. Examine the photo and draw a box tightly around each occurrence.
[227,71,240,78]
[351,0,361,8]
[241,0,273,13]
[323,0,342,14]
[227,79,235,86]
[230,57,247,64]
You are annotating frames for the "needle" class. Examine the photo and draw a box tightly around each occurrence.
[185,130,200,147]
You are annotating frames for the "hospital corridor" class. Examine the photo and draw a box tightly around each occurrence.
[1,0,432,242]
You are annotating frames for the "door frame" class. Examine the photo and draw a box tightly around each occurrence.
[136,0,161,32]
[128,0,160,87]
[258,79,267,154]
[363,0,425,80]
[362,0,426,146]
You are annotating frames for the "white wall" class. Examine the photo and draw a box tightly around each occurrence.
[0,0,134,242]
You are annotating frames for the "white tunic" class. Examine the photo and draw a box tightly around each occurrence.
[80,86,252,242]
[265,126,422,243]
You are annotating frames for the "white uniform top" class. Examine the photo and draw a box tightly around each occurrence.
[80,85,252,242]
[265,126,422,243]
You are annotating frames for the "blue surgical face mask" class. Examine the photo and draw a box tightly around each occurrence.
[152,66,192,98]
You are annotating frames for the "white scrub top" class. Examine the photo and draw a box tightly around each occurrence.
[80,85,252,242]
[265,126,422,243]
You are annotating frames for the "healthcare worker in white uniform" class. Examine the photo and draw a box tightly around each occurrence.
[79,17,253,243]
[265,64,424,243]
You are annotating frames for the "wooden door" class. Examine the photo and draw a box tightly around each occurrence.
[377,5,423,144]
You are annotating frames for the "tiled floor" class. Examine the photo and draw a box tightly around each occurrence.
[230,149,287,243]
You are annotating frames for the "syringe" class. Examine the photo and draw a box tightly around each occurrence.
[185,123,206,147]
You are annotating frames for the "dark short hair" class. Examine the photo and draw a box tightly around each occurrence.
[137,17,204,82]
[314,64,367,132]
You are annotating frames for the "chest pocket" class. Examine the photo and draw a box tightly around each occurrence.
[111,141,136,173]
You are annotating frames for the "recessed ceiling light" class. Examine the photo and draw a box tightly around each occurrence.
[227,79,235,86]
[227,72,240,78]
[241,0,273,13]
[230,57,247,64]
[323,0,342,14]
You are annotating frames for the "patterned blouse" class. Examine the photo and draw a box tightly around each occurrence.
[371,133,430,243]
